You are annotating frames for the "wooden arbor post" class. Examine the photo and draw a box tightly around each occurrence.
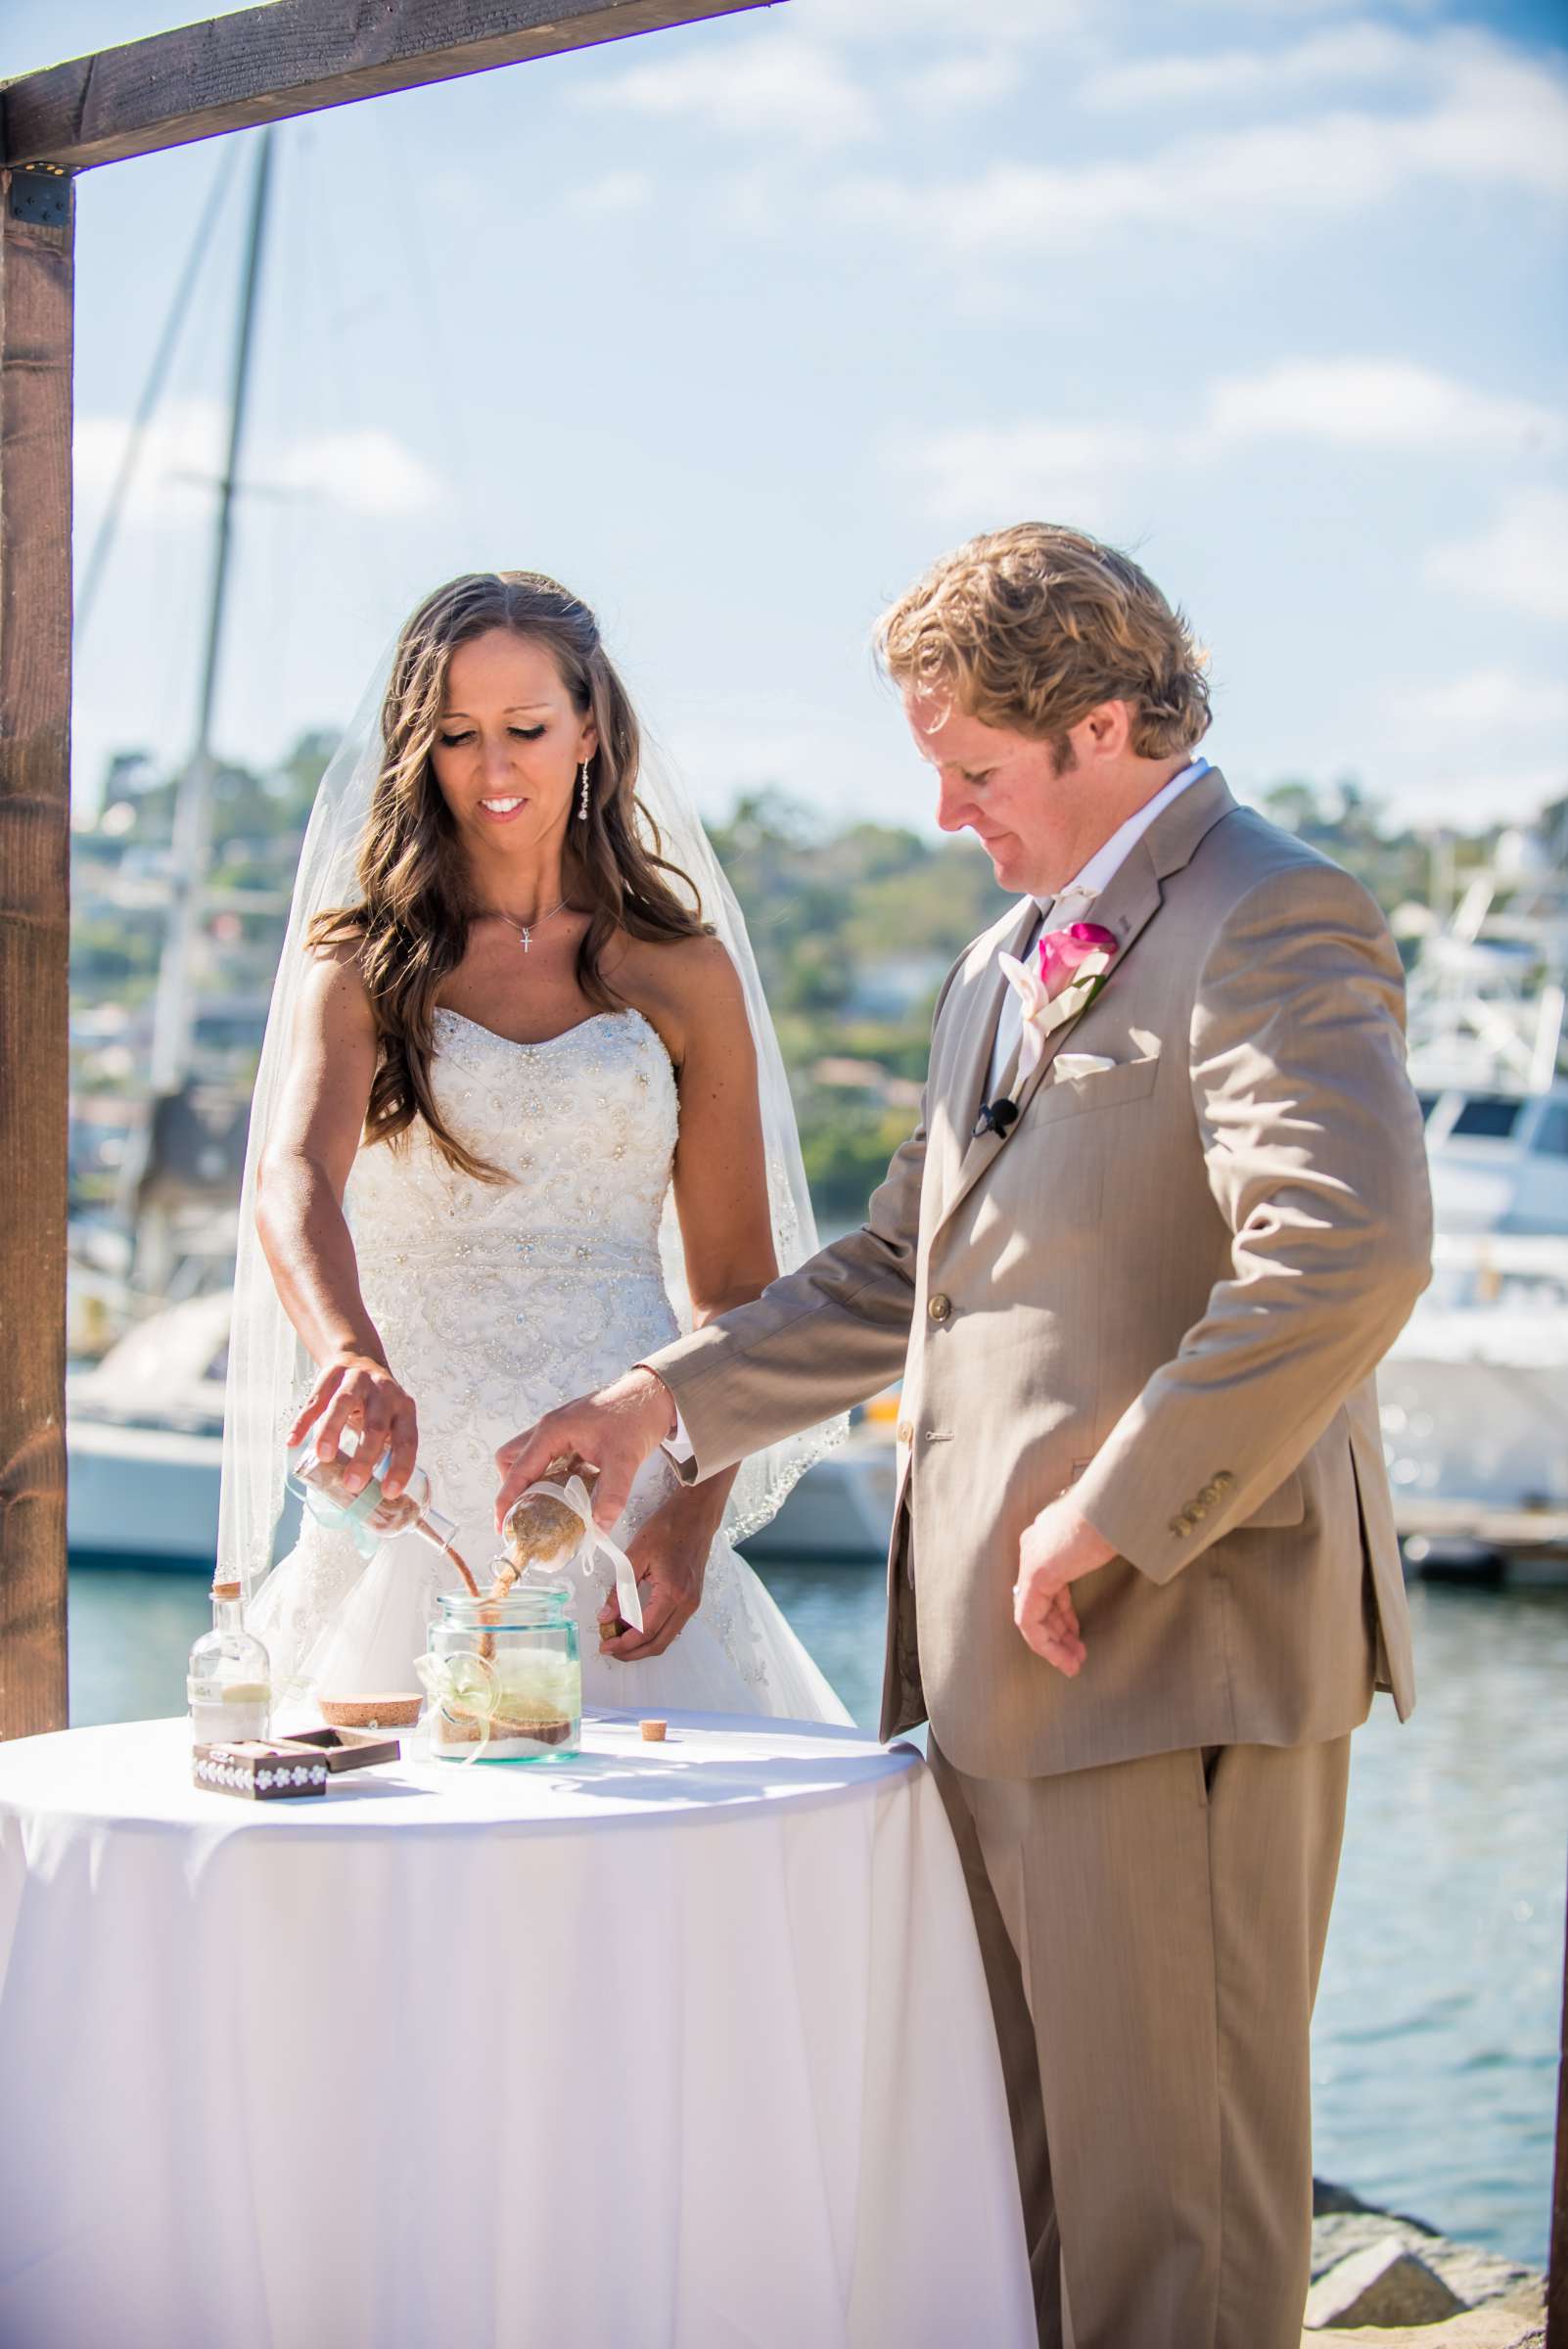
[0,164,73,1739]
[0,0,782,1743]
[1550,1858,1567,2348]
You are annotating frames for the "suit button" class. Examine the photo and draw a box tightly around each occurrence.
[896,1420,914,1446]
[927,1293,952,1323]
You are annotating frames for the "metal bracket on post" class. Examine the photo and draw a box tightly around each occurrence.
[8,163,73,226]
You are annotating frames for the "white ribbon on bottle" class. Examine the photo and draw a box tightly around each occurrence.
[520,1475,645,1634]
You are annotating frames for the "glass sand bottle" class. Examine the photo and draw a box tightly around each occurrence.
[188,1577,272,1745]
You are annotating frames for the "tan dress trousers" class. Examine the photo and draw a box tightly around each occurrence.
[928,1729,1353,2349]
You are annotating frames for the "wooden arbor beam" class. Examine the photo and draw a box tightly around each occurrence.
[0,0,782,174]
[0,169,73,1739]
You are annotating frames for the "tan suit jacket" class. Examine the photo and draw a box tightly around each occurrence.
[649,772,1432,1779]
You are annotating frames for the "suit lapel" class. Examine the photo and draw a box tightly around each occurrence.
[929,898,1039,1220]
[1013,843,1163,1102]
[932,769,1237,1238]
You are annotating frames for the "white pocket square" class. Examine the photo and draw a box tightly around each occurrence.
[1052,1052,1119,1081]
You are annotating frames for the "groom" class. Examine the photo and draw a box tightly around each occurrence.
[495,525,1432,2348]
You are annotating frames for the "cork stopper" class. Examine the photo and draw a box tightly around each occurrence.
[640,1719,668,1743]
[211,1578,242,1601]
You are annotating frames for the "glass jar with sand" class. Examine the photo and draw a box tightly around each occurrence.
[421,1588,581,1764]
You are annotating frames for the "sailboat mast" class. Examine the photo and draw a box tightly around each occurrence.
[149,127,274,1094]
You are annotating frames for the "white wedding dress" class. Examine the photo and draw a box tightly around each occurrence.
[250,1003,851,1727]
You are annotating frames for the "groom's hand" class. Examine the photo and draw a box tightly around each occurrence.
[1014,1497,1114,1677]
[494,1366,678,1537]
[597,1491,717,1662]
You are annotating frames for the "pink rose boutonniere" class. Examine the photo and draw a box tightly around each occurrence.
[997,921,1119,1081]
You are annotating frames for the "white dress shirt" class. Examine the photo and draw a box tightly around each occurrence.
[985,757,1211,1096]
[665,755,1212,1468]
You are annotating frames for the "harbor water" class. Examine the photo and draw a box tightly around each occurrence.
[68,1558,1565,2272]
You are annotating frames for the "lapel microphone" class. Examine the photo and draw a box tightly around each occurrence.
[973,896,1051,1142]
[974,1097,1020,1139]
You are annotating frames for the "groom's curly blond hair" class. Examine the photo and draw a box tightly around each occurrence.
[876,524,1211,761]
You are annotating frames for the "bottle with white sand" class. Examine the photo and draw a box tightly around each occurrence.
[187,1577,272,1746]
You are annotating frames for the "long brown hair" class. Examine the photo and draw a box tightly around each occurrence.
[309,572,707,1179]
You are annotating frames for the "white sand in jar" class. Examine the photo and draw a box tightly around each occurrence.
[427,1646,582,1761]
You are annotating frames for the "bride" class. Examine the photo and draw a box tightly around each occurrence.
[227,570,849,1725]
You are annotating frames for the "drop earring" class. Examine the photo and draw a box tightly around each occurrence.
[577,760,591,822]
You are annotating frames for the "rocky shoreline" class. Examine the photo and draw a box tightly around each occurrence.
[1306,2180,1545,2345]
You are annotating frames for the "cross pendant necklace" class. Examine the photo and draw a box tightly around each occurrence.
[500,898,568,954]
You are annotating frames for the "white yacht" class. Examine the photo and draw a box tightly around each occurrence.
[69,1293,231,1561]
[1404,851,1568,1235]
[1381,831,1568,1577]
[1418,1082,1568,1236]
[1382,1233,1568,1577]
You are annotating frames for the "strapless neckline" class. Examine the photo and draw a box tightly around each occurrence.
[432,1003,668,1064]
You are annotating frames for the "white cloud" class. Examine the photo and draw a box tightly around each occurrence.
[570,0,1093,150]
[567,169,653,217]
[74,397,227,525]
[1407,762,1568,820]
[899,52,1021,115]
[839,115,1374,250]
[1408,42,1568,200]
[883,358,1564,527]
[888,420,1155,524]
[576,34,876,148]
[793,0,1082,39]
[269,429,441,518]
[1427,491,1568,624]
[1179,0,1443,19]
[74,402,442,526]
[1083,20,1423,112]
[835,35,1568,253]
[1205,360,1564,456]
[1393,667,1568,740]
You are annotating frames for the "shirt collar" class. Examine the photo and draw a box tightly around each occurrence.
[1031,756,1211,918]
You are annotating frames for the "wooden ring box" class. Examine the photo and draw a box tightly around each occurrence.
[193,1728,401,1800]
[285,1727,402,1773]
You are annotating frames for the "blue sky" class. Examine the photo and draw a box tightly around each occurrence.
[10,0,1567,832]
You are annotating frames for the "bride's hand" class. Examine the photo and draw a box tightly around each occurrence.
[597,1492,716,1663]
[287,1354,420,1498]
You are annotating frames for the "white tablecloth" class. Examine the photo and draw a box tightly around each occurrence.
[0,1710,1032,2349]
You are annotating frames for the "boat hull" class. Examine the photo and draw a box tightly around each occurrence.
[68,1415,301,1566]
[740,1432,899,1562]
[68,1417,221,1561]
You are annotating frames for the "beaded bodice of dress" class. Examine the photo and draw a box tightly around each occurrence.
[349,1005,675,1297]
[345,1006,683,1470]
